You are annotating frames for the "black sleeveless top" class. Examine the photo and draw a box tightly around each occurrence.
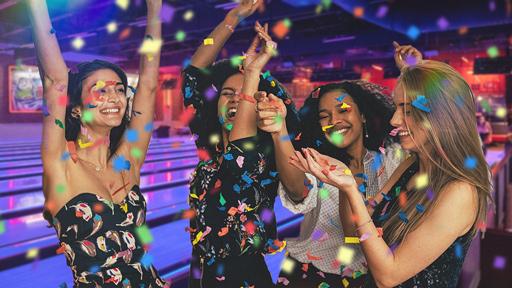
[365,160,473,288]
[50,185,169,288]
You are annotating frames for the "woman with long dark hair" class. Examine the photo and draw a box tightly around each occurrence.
[181,1,300,286]
[293,45,492,287]
[31,0,168,286]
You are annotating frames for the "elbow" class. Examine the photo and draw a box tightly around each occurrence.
[374,274,401,288]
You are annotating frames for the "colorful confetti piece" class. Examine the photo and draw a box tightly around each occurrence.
[135,225,153,245]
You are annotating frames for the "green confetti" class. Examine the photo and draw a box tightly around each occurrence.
[395,186,401,196]
[319,188,329,199]
[131,147,143,159]
[283,18,292,28]
[219,193,226,206]
[275,114,283,125]
[230,55,243,67]
[225,123,233,131]
[487,46,499,58]
[329,132,344,146]
[81,110,93,123]
[481,100,491,113]
[262,70,271,79]
[0,221,5,235]
[135,225,153,245]
[55,119,64,129]
[175,30,186,42]
[56,184,66,194]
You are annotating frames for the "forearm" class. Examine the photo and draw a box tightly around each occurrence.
[345,186,396,284]
[229,71,260,141]
[27,0,67,83]
[138,4,162,90]
[271,124,307,202]
[339,191,357,237]
[190,11,240,68]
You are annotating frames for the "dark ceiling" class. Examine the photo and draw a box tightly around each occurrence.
[0,0,511,69]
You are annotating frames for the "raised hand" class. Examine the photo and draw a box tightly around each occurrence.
[289,148,357,190]
[242,21,277,74]
[255,91,286,133]
[393,41,423,70]
[228,0,260,21]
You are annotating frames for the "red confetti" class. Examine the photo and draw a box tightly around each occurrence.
[179,105,196,126]
[58,95,68,106]
[399,192,407,208]
[244,221,256,235]
[302,263,309,272]
[119,27,132,41]
[197,148,211,161]
[376,227,383,237]
[306,251,322,261]
[182,209,196,219]
[329,165,337,171]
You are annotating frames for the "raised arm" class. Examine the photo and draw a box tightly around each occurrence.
[229,22,276,142]
[27,0,69,165]
[190,0,260,68]
[120,0,161,168]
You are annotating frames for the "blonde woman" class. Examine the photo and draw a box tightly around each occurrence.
[292,47,492,287]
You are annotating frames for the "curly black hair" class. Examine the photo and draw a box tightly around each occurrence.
[65,60,129,160]
[297,80,396,165]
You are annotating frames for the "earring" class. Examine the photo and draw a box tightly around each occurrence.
[364,122,369,138]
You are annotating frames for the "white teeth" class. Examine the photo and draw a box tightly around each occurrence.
[100,108,119,114]
[332,128,349,135]
[227,108,237,118]
[399,131,410,137]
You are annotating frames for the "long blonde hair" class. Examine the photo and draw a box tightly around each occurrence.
[383,60,492,245]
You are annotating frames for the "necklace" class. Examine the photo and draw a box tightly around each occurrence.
[77,157,106,172]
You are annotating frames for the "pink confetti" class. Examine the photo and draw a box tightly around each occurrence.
[389,128,400,137]
[437,17,449,30]
[376,5,388,18]
[359,232,370,242]
[278,277,290,285]
[236,155,244,168]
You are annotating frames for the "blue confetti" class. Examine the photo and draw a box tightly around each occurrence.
[416,204,425,213]
[218,116,225,125]
[88,265,100,273]
[412,95,431,113]
[185,86,193,99]
[182,58,191,69]
[269,171,279,177]
[233,184,241,193]
[318,181,324,188]
[399,211,409,223]
[280,134,291,142]
[315,140,322,147]
[140,253,153,268]
[50,27,56,34]
[464,156,477,170]
[125,129,139,143]
[87,103,97,108]
[454,242,463,259]
[260,179,272,187]
[354,173,369,181]
[336,93,347,102]
[224,153,233,160]
[144,122,153,132]
[207,256,215,266]
[383,194,392,201]
[242,173,253,185]
[113,155,131,172]
[61,152,70,161]
[372,153,383,172]
[42,104,50,117]
[358,183,366,193]
[406,25,421,40]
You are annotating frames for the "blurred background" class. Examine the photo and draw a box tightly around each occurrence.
[0,0,511,287]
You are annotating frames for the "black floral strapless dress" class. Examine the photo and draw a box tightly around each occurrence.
[50,185,169,288]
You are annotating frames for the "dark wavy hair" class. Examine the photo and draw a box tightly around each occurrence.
[65,60,129,159]
[297,80,396,164]
[189,59,300,155]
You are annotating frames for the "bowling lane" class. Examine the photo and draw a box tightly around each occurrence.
[0,199,300,287]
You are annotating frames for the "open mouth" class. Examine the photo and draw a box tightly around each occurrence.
[327,126,350,136]
[398,130,411,137]
[226,107,237,120]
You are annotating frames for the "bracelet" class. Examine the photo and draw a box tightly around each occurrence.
[356,219,373,231]
[240,93,256,104]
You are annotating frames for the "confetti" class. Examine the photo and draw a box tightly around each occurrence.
[319,188,329,199]
[345,237,360,244]
[454,242,463,259]
[353,7,364,18]
[0,221,5,235]
[376,5,388,18]
[113,155,131,172]
[493,255,506,270]
[71,37,85,50]
[437,17,449,30]
[56,184,66,194]
[281,257,295,274]
[277,277,290,286]
[329,131,344,146]
[135,225,153,245]
[225,123,233,131]
[342,278,349,287]
[175,30,186,42]
[416,203,425,213]
[160,3,175,23]
[272,19,291,39]
[464,156,477,170]
[399,211,409,223]
[130,147,142,159]
[106,21,118,33]
[487,46,499,58]
[412,95,431,112]
[55,119,64,129]
[406,25,421,41]
[26,248,39,259]
[119,27,132,40]
[138,38,163,55]
[81,110,94,123]
[340,102,352,110]
[125,129,139,143]
[359,233,370,242]
[496,107,507,118]
[219,193,226,206]
[336,246,354,265]
[415,173,429,189]
[183,9,194,21]
[140,253,153,268]
[115,0,130,10]
[230,55,243,67]
[203,38,214,45]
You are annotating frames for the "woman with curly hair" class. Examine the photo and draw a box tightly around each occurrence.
[254,45,422,287]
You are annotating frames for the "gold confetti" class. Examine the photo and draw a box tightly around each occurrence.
[26,248,39,259]
[115,0,129,10]
[344,237,360,244]
[138,38,163,55]
[280,257,295,274]
[71,37,85,50]
[415,173,429,189]
[337,246,355,265]
[106,21,118,34]
[203,38,214,45]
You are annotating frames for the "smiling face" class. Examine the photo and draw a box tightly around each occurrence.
[318,90,365,148]
[217,73,244,131]
[75,69,128,128]
[389,83,428,152]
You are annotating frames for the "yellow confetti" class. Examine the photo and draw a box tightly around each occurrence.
[336,246,355,265]
[342,278,350,288]
[322,124,334,132]
[192,231,203,245]
[344,237,360,244]
[106,21,118,34]
[120,202,128,213]
[26,248,39,259]
[115,0,130,10]
[189,193,199,199]
[78,139,93,149]
[343,169,352,175]
[209,134,220,145]
[95,80,106,89]
[203,38,214,45]
[415,173,429,189]
[71,37,85,50]
[280,257,295,274]
[183,9,195,21]
[340,102,352,110]
[496,107,507,118]
[138,38,163,55]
